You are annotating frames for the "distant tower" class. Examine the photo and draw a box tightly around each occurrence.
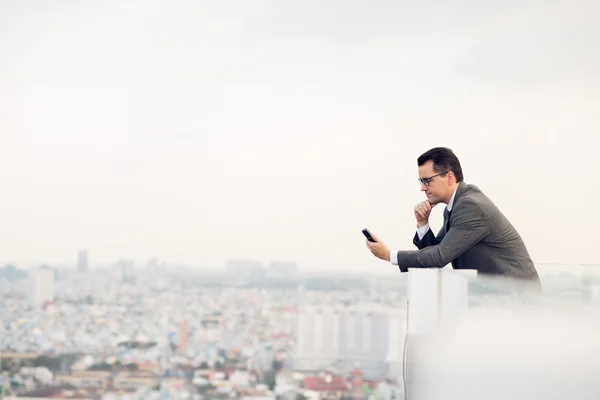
[117,259,136,284]
[351,367,364,399]
[30,266,55,309]
[77,250,88,273]
[178,318,189,352]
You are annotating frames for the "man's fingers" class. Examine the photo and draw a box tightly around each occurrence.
[366,240,377,254]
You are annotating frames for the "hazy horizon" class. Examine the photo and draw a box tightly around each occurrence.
[1,0,599,272]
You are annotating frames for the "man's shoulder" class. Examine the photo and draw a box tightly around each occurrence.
[461,182,483,194]
[455,184,496,214]
[456,183,484,202]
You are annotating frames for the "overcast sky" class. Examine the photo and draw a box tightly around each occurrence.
[1,0,599,271]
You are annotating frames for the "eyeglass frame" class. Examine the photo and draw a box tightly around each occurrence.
[418,171,450,187]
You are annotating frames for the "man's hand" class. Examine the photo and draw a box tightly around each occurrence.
[414,200,436,228]
[366,232,391,261]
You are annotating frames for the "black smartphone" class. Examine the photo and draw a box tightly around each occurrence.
[362,228,376,242]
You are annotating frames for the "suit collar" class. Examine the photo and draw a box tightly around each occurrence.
[447,189,457,211]
[447,181,468,211]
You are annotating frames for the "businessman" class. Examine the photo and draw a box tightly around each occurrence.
[366,147,540,283]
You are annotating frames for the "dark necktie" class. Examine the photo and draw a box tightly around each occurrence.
[444,207,452,233]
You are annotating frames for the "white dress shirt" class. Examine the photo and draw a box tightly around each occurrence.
[390,188,458,265]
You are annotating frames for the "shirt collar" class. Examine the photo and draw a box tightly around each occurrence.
[447,187,458,211]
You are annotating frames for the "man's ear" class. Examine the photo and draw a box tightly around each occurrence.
[447,171,455,184]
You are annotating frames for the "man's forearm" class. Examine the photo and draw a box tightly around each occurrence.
[390,224,431,265]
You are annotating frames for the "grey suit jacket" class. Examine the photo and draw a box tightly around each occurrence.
[397,181,540,282]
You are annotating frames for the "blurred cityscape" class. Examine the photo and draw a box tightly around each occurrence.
[1,253,598,400]
[0,252,410,400]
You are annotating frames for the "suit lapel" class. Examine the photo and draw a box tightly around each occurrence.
[445,182,468,233]
[453,181,468,203]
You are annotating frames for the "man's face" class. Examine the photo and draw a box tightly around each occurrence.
[418,161,450,205]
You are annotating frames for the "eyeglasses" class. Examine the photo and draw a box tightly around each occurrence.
[418,171,448,186]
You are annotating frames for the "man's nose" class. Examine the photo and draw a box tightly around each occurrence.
[420,183,428,191]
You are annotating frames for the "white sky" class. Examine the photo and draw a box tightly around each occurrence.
[1,0,599,271]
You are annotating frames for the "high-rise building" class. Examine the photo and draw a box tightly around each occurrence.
[30,266,55,309]
[225,259,263,275]
[296,306,340,371]
[266,261,299,279]
[77,250,88,273]
[386,307,408,380]
[225,259,264,284]
[178,318,189,352]
[295,305,406,380]
[116,259,136,284]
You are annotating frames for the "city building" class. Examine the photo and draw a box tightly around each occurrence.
[29,266,55,309]
[295,305,405,380]
[77,250,89,273]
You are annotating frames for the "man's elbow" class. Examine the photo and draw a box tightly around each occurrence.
[419,250,452,269]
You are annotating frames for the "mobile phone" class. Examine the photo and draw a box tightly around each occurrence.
[362,228,376,242]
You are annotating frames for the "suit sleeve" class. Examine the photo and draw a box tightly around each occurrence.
[413,227,446,249]
[398,198,490,272]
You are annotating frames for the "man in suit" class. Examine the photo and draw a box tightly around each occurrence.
[366,147,540,283]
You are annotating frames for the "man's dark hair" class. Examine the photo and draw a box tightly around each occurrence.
[417,147,464,182]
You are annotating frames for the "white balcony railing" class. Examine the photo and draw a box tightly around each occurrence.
[403,267,600,400]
